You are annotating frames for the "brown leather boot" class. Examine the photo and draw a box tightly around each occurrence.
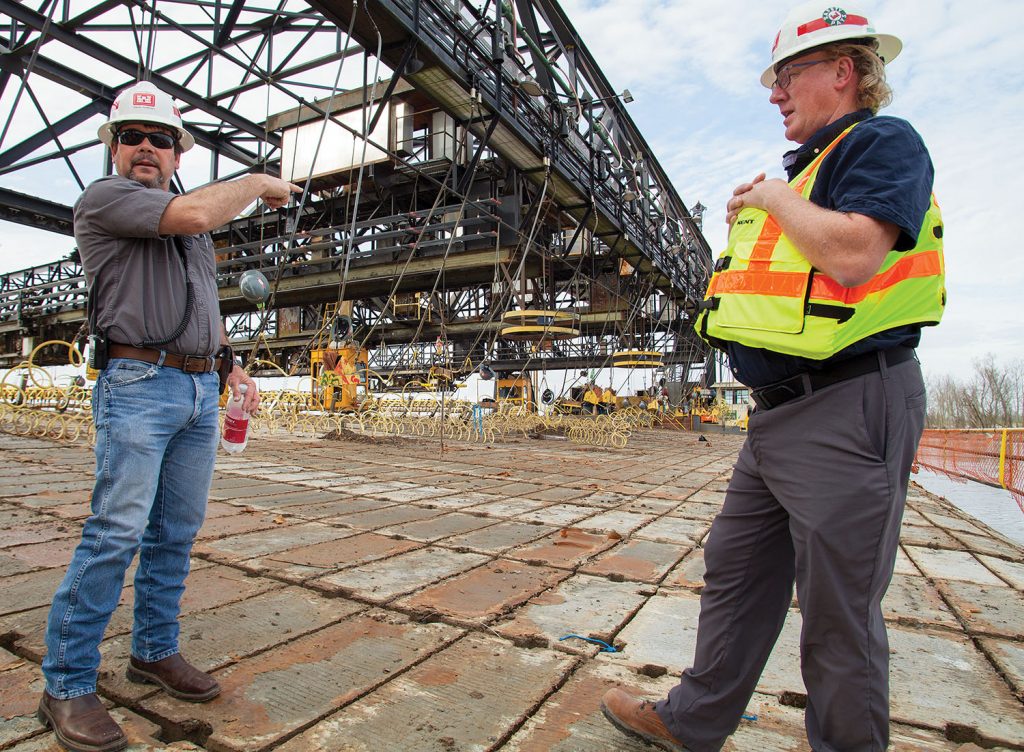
[37,692,127,752]
[601,688,689,751]
[126,653,220,702]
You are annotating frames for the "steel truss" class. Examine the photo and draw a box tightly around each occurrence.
[0,0,714,384]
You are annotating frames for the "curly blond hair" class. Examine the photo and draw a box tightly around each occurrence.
[821,40,893,112]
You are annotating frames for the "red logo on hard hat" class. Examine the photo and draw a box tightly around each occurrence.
[823,7,848,26]
[772,30,781,53]
[133,92,156,108]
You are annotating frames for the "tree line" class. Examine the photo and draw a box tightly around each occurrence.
[926,354,1023,428]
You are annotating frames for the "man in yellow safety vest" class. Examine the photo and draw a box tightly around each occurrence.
[601,3,943,751]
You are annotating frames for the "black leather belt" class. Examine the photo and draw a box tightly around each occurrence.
[750,348,917,411]
[109,343,223,374]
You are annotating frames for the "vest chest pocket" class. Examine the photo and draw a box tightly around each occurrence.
[711,265,811,334]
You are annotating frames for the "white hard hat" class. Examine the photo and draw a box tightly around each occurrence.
[761,2,902,88]
[97,81,195,152]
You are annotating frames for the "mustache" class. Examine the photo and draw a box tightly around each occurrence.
[131,155,159,167]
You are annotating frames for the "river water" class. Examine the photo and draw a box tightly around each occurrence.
[913,469,1024,545]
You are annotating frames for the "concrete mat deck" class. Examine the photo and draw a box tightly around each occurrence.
[2,430,1021,751]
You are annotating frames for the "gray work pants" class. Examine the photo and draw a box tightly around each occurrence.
[656,355,926,752]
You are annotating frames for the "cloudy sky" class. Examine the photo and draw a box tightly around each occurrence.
[1,0,1020,381]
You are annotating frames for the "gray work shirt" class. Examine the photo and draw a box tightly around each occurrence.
[74,175,221,357]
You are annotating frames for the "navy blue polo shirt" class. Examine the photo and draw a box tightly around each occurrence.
[726,109,935,388]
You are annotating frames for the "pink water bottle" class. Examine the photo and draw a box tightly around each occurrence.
[221,383,250,453]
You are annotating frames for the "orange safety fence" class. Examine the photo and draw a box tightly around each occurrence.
[914,428,1024,513]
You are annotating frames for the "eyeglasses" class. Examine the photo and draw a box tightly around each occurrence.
[771,59,828,90]
[115,128,177,150]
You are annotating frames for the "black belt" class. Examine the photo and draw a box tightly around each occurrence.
[109,343,223,374]
[750,348,916,411]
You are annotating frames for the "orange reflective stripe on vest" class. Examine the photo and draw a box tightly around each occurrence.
[809,250,943,305]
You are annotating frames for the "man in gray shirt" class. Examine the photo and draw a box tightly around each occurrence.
[38,81,299,752]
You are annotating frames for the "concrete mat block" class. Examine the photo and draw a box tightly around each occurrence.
[322,504,440,530]
[582,539,692,584]
[196,522,353,562]
[399,558,567,623]
[924,512,986,535]
[2,537,77,572]
[141,611,462,752]
[889,625,1024,745]
[249,533,423,581]
[518,504,598,527]
[978,637,1024,701]
[177,565,283,612]
[621,497,680,515]
[0,522,75,550]
[883,573,959,629]
[900,525,964,549]
[497,574,647,648]
[274,633,576,752]
[480,481,548,497]
[506,528,616,568]
[603,591,699,674]
[469,498,548,519]
[903,547,1005,586]
[894,546,921,575]
[575,510,654,536]
[285,496,394,520]
[634,516,710,545]
[0,550,38,578]
[670,501,723,520]
[381,512,498,542]
[951,531,1023,560]
[936,580,1024,639]
[979,555,1024,589]
[1,569,65,617]
[13,489,90,511]
[444,521,554,554]
[0,651,45,748]
[572,491,633,508]
[0,480,93,497]
[0,507,50,527]
[412,495,497,512]
[98,587,363,703]
[221,482,311,498]
[194,510,282,539]
[316,547,488,602]
[663,548,707,589]
[521,486,591,503]
[236,490,343,509]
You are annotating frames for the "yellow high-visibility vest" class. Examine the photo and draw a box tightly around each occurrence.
[697,123,945,359]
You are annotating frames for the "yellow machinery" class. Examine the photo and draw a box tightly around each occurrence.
[311,344,368,411]
[309,301,371,410]
[495,373,535,411]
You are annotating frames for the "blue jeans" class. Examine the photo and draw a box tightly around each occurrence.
[43,358,219,699]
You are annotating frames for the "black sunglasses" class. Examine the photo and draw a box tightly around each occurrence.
[115,128,177,150]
